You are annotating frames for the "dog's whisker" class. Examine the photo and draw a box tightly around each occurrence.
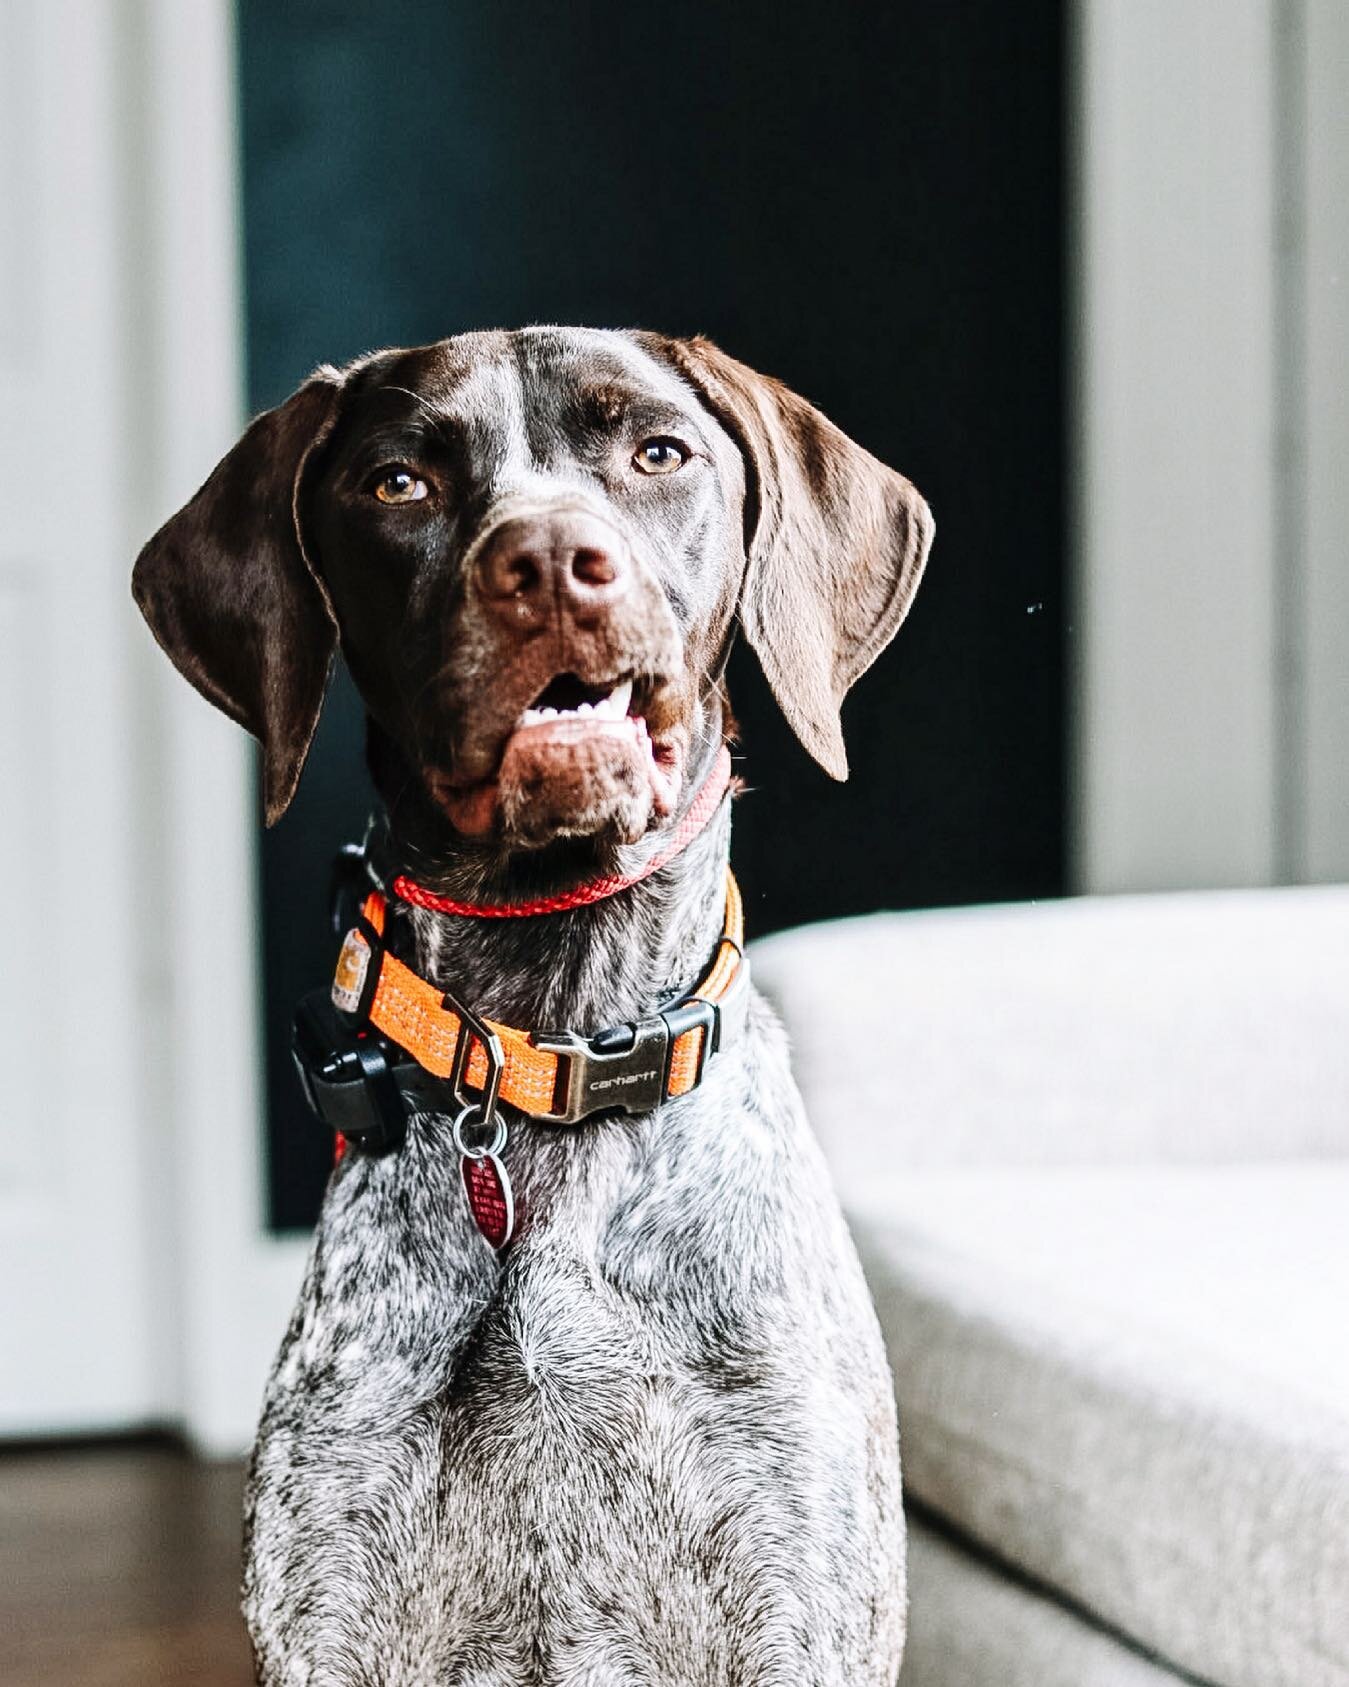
[374,383,453,438]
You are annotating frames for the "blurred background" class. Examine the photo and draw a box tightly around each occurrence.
[1,1,1345,1682]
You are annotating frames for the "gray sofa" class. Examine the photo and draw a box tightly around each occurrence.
[752,886,1349,1687]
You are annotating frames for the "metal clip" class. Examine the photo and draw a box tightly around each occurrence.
[442,988,515,1248]
[533,997,720,1125]
[443,985,506,1128]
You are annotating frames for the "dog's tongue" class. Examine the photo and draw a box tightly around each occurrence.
[495,717,655,847]
[434,721,653,841]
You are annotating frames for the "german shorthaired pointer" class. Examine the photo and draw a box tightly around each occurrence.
[133,328,933,1686]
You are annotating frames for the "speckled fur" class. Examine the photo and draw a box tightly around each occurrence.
[133,327,924,1684]
[242,795,904,1685]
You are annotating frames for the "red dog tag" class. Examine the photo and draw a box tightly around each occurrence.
[461,1151,515,1249]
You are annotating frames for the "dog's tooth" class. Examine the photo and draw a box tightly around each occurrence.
[539,706,558,720]
[609,679,634,716]
[577,701,593,715]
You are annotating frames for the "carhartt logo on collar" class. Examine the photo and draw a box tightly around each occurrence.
[589,1069,660,1092]
[332,928,372,1015]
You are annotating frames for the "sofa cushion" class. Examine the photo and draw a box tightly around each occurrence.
[902,1515,1192,1687]
[750,887,1349,1180]
[854,1162,1349,1687]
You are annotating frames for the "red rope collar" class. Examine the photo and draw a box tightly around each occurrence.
[391,745,734,918]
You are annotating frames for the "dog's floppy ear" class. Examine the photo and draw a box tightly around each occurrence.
[655,335,933,779]
[132,371,345,823]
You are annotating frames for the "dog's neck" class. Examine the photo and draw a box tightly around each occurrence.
[387,779,733,1038]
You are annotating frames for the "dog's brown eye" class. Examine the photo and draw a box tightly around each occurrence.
[632,438,686,476]
[372,468,429,505]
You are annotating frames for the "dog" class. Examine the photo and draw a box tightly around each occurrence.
[133,327,933,1686]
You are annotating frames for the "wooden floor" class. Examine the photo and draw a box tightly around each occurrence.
[0,1438,254,1687]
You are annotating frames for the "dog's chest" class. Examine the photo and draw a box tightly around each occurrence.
[245,1055,903,1685]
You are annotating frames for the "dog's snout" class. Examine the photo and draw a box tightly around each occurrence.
[476,511,629,622]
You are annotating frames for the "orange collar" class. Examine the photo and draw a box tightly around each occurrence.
[329,867,747,1129]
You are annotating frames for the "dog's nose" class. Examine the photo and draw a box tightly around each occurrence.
[476,511,630,622]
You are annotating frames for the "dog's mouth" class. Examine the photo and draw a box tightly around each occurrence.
[519,671,638,728]
[428,668,687,845]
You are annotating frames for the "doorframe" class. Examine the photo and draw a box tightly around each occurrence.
[137,0,308,1458]
[1071,0,1349,891]
[1070,0,1278,893]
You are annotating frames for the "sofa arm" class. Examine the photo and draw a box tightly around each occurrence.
[750,885,1349,1185]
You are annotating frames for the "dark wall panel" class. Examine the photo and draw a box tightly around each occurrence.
[239,0,1066,1230]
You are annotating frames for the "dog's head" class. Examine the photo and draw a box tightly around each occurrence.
[133,328,932,860]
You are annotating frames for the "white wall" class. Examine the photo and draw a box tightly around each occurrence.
[0,0,178,1438]
[1303,3,1349,883]
[0,0,307,1456]
[1073,0,1349,892]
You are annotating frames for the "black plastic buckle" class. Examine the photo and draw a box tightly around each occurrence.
[660,995,721,1086]
[328,815,391,939]
[292,988,407,1155]
[533,996,720,1124]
